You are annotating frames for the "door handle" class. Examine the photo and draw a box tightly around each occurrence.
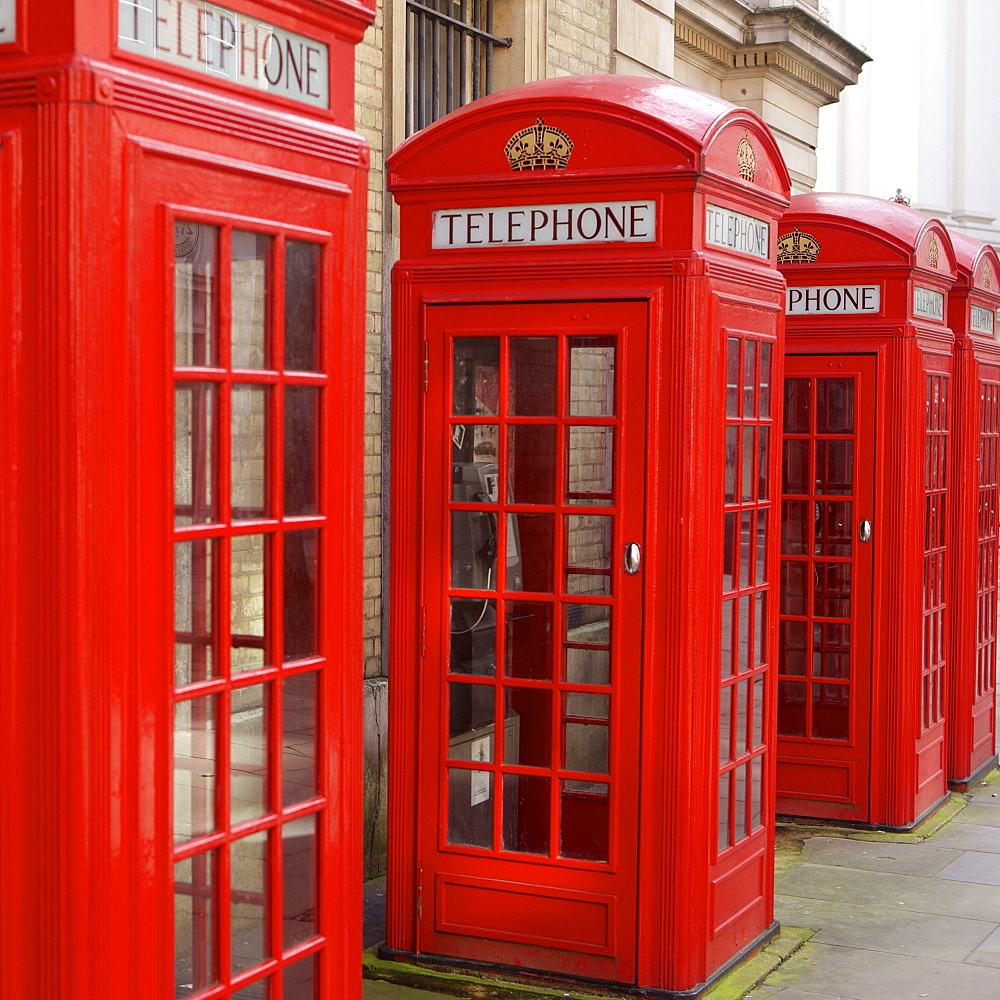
[859,519,872,543]
[624,542,642,574]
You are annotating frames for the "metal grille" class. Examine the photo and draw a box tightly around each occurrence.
[406,0,511,136]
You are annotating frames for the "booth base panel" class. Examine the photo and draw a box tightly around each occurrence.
[777,790,961,838]
[947,754,998,792]
[373,922,781,999]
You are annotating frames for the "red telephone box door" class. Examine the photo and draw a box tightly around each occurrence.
[777,355,876,821]
[416,300,646,982]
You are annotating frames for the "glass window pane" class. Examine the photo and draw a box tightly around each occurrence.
[560,780,608,862]
[231,831,269,974]
[779,620,808,676]
[565,692,610,720]
[719,684,733,765]
[815,501,853,556]
[449,598,497,675]
[452,509,498,591]
[718,771,732,853]
[815,562,852,618]
[567,426,614,504]
[742,426,755,501]
[510,512,552,593]
[564,721,609,774]
[565,646,609,686]
[174,696,216,844]
[752,675,765,748]
[453,338,499,417]
[782,438,810,495]
[781,499,809,555]
[283,671,317,807]
[778,680,807,737]
[175,383,216,526]
[815,440,854,495]
[175,539,214,685]
[566,514,612,597]
[232,533,267,673]
[725,424,738,503]
[284,529,319,662]
[448,682,495,748]
[813,683,850,740]
[743,338,757,417]
[504,601,553,679]
[506,688,552,768]
[726,337,740,418]
[282,814,316,950]
[815,622,851,678]
[232,979,269,1000]
[509,425,556,504]
[174,852,217,997]
[738,594,751,672]
[760,343,773,418]
[784,378,811,434]
[452,428,500,490]
[283,956,315,1000]
[175,221,217,368]
[739,511,752,589]
[816,379,854,433]
[509,337,557,415]
[721,597,735,678]
[565,604,610,651]
[232,385,268,519]
[758,426,770,499]
[736,678,750,755]
[447,767,493,848]
[751,756,762,832]
[756,591,767,666]
[780,561,807,616]
[569,337,616,417]
[285,240,321,372]
[723,511,737,592]
[735,762,749,840]
[231,683,268,825]
[502,774,550,854]
[285,387,320,516]
[231,230,271,370]
[756,509,768,587]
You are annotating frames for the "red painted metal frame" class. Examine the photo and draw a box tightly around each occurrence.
[387,76,791,995]
[778,193,957,829]
[946,232,1000,788]
[0,2,371,998]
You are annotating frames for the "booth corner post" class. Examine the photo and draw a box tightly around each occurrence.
[0,1,374,999]
[386,75,790,995]
[945,231,1000,790]
[776,193,959,831]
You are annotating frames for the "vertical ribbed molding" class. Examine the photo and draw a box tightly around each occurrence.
[29,62,133,1000]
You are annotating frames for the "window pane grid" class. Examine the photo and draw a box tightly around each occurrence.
[173,218,325,999]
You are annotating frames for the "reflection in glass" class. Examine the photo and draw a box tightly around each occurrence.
[283,672,317,807]
[726,337,740,417]
[567,426,614,503]
[743,338,757,418]
[564,721,609,774]
[756,590,767,666]
[720,685,733,765]
[232,534,267,672]
[815,501,852,556]
[510,337,557,415]
[566,514,612,596]
[565,692,610,720]
[815,622,851,678]
[285,240,321,372]
[742,425,754,501]
[756,509,768,586]
[760,343,773,418]
[506,688,552,767]
[447,767,493,848]
[718,771,732,852]
[175,539,214,685]
[285,387,320,516]
[174,696,216,843]
[565,646,609,686]
[569,337,616,417]
[448,682,495,746]
[739,511,752,589]
[449,598,497,676]
[721,597,735,678]
[816,440,854,495]
[231,831,269,973]
[752,675,764,748]
[751,756,762,832]
[560,780,609,862]
[284,530,318,661]
[511,513,553,592]
[738,594,751,672]
[175,221,217,368]
[779,620,808,676]
[780,561,807,616]
[453,338,500,417]
[736,679,749,755]
[816,379,854,433]
[781,499,809,555]
[283,956,315,1000]
[723,511,737,592]
[232,385,268,519]
[451,509,498,591]
[784,378,811,433]
[504,601,553,679]
[508,424,556,504]
[174,853,216,997]
[503,774,550,854]
[813,684,850,740]
[565,603,610,645]
[735,763,749,840]
[175,383,215,525]
[725,424,739,503]
[777,681,807,736]
[758,426,770,498]
[232,979,269,1000]
[231,230,271,369]
[231,683,268,824]
[814,562,852,618]
[282,814,316,949]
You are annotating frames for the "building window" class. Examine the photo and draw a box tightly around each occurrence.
[406,0,511,135]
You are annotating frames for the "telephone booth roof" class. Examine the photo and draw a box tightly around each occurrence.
[781,192,958,278]
[388,74,790,204]
[948,230,1000,348]
[950,230,1000,297]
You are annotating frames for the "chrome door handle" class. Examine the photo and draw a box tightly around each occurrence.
[624,542,642,574]
[859,519,872,543]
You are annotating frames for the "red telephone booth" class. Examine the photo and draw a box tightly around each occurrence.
[776,193,957,829]
[0,3,372,999]
[386,76,790,995]
[946,231,1000,789]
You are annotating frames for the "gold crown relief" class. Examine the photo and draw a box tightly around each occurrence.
[777,228,821,264]
[928,235,940,269]
[737,133,757,182]
[984,261,993,289]
[505,119,574,171]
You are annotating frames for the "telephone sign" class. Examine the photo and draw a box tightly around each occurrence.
[786,284,881,315]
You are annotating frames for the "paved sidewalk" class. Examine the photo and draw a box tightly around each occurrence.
[364,777,1000,1000]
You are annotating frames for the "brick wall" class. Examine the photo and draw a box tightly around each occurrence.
[546,0,613,76]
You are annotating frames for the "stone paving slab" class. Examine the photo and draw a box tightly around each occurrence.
[799,837,961,877]
[955,803,1000,828]
[774,894,996,962]
[935,849,1000,886]
[776,861,1000,920]
[744,988,853,1000]
[757,939,1000,1000]
[925,821,1000,853]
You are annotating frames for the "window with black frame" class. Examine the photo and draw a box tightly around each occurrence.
[406,0,511,135]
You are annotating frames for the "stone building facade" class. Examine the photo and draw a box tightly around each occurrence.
[354,0,869,875]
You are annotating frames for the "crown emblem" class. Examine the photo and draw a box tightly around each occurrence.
[928,235,939,268]
[505,118,574,172]
[984,261,993,289]
[737,133,757,182]
[777,228,821,264]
